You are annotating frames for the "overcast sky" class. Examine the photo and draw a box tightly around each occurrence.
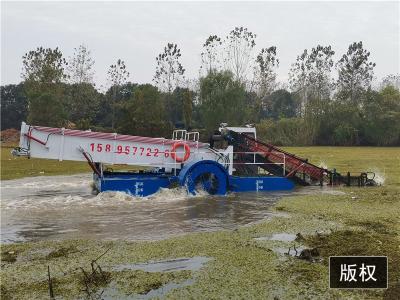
[1,1,399,89]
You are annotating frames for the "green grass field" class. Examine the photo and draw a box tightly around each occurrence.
[284,146,400,186]
[1,145,141,180]
[1,146,400,299]
[2,145,399,184]
[1,145,90,180]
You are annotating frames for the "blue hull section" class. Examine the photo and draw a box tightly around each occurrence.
[229,176,295,192]
[178,160,229,195]
[95,171,294,196]
[96,173,176,197]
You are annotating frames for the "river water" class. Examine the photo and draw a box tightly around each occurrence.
[1,173,330,244]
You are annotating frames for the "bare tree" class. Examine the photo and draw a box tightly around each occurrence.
[200,35,222,75]
[289,45,335,113]
[336,41,375,103]
[67,45,95,84]
[380,74,400,90]
[107,59,129,129]
[289,45,335,143]
[224,26,256,82]
[153,43,185,93]
[253,46,279,98]
[308,45,335,100]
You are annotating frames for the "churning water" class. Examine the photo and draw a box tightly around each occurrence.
[1,173,342,244]
[1,174,294,243]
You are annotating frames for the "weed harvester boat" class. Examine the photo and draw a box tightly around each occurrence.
[13,122,377,196]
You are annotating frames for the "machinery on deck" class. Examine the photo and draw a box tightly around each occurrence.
[13,122,377,196]
[218,129,377,187]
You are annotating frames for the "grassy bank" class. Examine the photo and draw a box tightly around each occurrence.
[0,146,140,180]
[1,145,89,180]
[2,145,399,183]
[284,146,400,186]
[1,146,399,299]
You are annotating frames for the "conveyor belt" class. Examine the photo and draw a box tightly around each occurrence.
[225,131,328,185]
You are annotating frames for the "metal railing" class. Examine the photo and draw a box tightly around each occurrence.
[172,130,187,141]
[102,150,287,177]
[231,151,286,176]
[172,130,200,144]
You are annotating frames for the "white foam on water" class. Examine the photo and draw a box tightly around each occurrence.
[92,187,199,206]
[370,169,385,185]
[148,187,207,202]
[1,173,287,243]
[1,186,195,210]
[1,195,88,210]
[352,168,386,186]
[1,174,92,189]
[1,174,94,210]
[95,191,139,203]
[318,161,328,170]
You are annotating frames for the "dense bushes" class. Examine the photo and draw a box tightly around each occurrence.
[116,84,173,137]
[256,86,400,146]
[1,84,28,130]
[256,118,306,146]
[1,80,399,146]
[199,71,248,133]
[2,40,399,146]
[1,64,399,146]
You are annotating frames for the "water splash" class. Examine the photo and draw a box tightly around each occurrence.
[2,173,327,243]
[0,173,197,210]
[318,161,328,170]
[93,187,194,206]
[2,195,88,210]
[0,175,92,189]
[371,170,385,186]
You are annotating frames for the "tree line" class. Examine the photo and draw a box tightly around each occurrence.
[1,27,400,146]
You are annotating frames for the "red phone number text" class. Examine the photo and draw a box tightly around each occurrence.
[90,143,170,157]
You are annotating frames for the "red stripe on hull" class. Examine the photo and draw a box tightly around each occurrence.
[31,125,206,148]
